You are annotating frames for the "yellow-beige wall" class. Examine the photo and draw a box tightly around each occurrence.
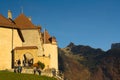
[14,49,38,66]
[21,29,44,56]
[13,30,22,48]
[0,27,58,71]
[0,28,22,70]
[43,44,58,70]
[14,49,50,69]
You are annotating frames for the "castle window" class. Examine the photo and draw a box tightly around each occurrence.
[43,54,45,57]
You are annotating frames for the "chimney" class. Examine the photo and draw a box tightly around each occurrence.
[8,10,12,19]
[51,36,57,44]
[28,16,31,21]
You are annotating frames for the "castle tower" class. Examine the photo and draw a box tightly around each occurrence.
[43,30,58,70]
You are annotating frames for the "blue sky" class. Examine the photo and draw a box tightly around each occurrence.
[0,0,120,51]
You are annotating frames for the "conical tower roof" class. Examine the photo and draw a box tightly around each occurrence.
[14,14,37,29]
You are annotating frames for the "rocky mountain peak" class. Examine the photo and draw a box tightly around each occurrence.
[58,42,120,80]
[111,43,120,49]
[67,42,76,48]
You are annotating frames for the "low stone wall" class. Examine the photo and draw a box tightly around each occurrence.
[22,69,33,74]
[8,68,53,77]
[8,68,64,80]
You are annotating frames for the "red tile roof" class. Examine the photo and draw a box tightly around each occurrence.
[14,14,37,29]
[0,14,25,42]
[43,29,51,43]
[0,14,17,28]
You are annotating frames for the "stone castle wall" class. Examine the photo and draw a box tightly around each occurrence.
[0,28,22,70]
[44,44,58,70]
[14,48,38,66]
[21,29,44,56]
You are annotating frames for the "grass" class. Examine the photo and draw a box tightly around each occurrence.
[0,70,57,80]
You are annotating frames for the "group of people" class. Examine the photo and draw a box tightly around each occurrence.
[14,59,22,73]
[14,65,22,73]
[14,59,42,75]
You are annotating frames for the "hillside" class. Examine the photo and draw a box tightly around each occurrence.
[58,42,120,80]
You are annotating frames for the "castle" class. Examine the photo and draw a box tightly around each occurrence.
[0,10,58,71]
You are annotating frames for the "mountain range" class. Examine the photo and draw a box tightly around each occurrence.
[58,42,120,80]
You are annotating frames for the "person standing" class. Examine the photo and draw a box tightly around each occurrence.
[18,65,22,73]
[37,67,41,75]
[33,67,37,74]
[17,59,21,65]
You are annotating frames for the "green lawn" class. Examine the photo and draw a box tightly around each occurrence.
[0,70,57,80]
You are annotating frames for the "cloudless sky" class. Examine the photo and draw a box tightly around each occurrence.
[0,0,120,51]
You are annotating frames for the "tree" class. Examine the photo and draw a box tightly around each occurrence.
[37,61,45,70]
